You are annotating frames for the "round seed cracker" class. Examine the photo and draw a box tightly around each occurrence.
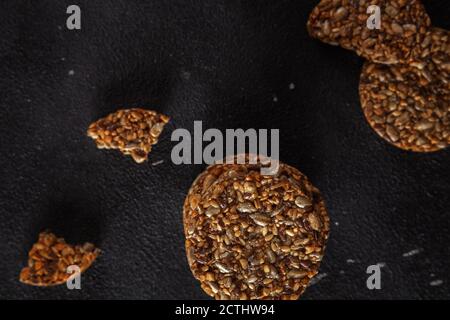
[183,156,330,300]
[307,0,431,64]
[359,55,450,152]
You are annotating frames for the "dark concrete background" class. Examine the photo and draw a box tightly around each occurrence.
[0,0,449,299]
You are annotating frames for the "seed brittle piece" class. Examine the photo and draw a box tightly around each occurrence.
[360,33,450,153]
[307,0,431,64]
[19,232,100,287]
[87,108,170,163]
[183,155,330,300]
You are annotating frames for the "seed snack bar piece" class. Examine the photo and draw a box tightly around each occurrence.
[307,0,431,65]
[19,232,100,286]
[87,108,170,163]
[183,155,330,300]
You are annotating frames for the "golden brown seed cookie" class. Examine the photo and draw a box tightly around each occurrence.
[87,108,170,163]
[307,0,431,64]
[19,232,100,286]
[183,155,330,300]
[359,58,450,152]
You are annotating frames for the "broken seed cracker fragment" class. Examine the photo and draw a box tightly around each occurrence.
[87,108,170,163]
[183,155,330,300]
[19,231,100,286]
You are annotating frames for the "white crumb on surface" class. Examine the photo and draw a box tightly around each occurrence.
[152,160,164,166]
[273,95,278,102]
[402,248,423,257]
[181,71,191,80]
[346,259,355,264]
[430,280,443,287]
[289,83,295,90]
[377,262,386,268]
[68,70,75,76]
[309,273,328,286]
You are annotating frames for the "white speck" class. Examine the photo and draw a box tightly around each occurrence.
[377,262,386,268]
[26,99,31,103]
[57,25,62,30]
[430,273,435,278]
[273,95,278,103]
[339,270,345,275]
[61,57,66,61]
[289,83,295,90]
[181,71,191,80]
[334,221,339,226]
[430,279,443,287]
[68,70,75,76]
[152,160,164,166]
[402,248,423,257]
[308,273,328,286]
[346,259,355,264]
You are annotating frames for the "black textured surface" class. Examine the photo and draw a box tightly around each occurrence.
[0,0,449,300]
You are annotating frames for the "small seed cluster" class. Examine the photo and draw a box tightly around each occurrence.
[19,232,100,287]
[183,156,330,300]
[307,0,431,64]
[308,1,449,152]
[87,108,170,163]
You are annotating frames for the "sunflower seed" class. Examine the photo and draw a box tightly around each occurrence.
[215,262,232,273]
[236,202,257,213]
[205,206,220,217]
[295,196,312,209]
[249,214,271,227]
[287,270,308,279]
